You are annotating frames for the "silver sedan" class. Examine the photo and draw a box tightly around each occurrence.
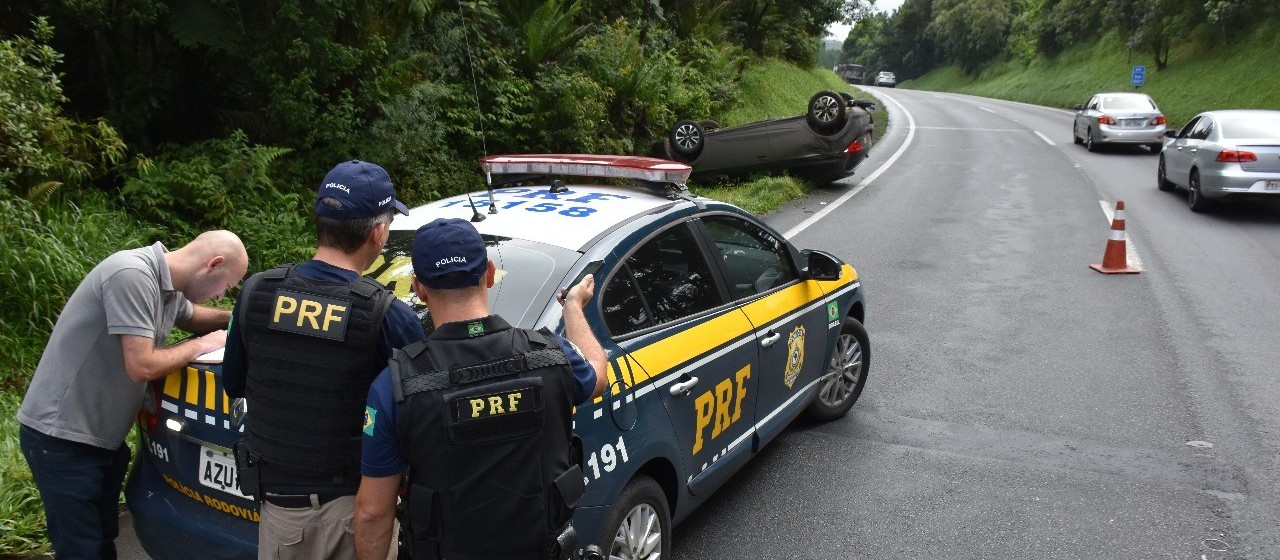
[1157,109,1280,212]
[1072,92,1167,152]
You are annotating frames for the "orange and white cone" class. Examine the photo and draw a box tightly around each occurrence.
[1090,200,1141,274]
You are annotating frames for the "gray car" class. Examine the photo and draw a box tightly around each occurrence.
[659,90,876,185]
[873,71,896,87]
[1157,109,1280,212]
[1072,92,1167,152]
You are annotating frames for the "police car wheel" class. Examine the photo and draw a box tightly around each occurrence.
[805,317,869,422]
[601,475,670,560]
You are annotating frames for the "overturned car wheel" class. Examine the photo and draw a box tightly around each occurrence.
[668,120,704,160]
[807,90,848,135]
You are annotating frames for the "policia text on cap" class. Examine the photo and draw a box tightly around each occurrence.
[354,218,608,560]
[222,160,424,560]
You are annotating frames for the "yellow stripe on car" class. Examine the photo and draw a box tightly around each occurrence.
[595,270,856,403]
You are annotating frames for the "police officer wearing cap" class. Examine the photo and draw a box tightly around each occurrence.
[223,160,425,560]
[353,218,607,560]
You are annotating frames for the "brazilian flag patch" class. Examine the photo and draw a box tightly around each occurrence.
[363,406,376,436]
[467,321,485,337]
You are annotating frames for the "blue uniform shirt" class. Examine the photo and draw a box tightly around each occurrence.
[222,260,424,399]
[361,319,597,478]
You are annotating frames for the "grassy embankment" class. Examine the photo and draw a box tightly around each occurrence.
[904,22,1280,128]
[0,58,881,557]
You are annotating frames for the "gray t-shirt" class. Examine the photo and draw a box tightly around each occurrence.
[18,242,194,449]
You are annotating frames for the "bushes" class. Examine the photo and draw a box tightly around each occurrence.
[0,190,164,391]
[120,131,312,273]
[0,17,126,202]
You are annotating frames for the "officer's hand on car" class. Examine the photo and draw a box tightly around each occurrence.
[556,274,595,309]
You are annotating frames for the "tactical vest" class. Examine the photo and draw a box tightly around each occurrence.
[391,318,584,560]
[241,264,394,491]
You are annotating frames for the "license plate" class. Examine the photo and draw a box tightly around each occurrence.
[199,447,249,499]
[1266,180,1280,191]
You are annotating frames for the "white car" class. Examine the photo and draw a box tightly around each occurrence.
[1157,109,1280,212]
[873,71,896,87]
[1072,92,1167,152]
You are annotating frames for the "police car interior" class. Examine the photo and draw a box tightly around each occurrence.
[126,154,870,560]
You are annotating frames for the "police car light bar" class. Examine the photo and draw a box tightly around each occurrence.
[482,154,692,185]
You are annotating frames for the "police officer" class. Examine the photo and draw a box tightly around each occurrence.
[353,218,607,560]
[223,160,425,560]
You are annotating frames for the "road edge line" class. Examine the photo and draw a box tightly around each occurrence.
[784,90,916,239]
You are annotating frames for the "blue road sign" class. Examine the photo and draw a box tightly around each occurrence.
[1132,65,1146,88]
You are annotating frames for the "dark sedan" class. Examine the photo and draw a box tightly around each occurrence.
[657,91,875,185]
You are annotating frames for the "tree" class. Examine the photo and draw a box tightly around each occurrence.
[927,0,1016,73]
[1105,0,1199,70]
[0,17,125,201]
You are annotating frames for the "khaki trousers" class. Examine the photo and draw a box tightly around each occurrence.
[258,496,398,560]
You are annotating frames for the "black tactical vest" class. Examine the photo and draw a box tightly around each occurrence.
[391,316,584,560]
[241,264,394,491]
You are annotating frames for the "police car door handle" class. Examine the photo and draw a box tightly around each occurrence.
[669,377,699,396]
[760,331,781,348]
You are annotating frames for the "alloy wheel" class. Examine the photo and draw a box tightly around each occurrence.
[610,503,663,560]
[812,95,841,124]
[819,331,864,408]
[672,123,701,152]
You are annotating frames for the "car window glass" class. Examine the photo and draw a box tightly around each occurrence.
[1087,97,1099,111]
[611,223,723,331]
[702,215,797,300]
[1100,95,1155,111]
[1178,117,1201,138]
[1190,117,1213,140]
[1218,116,1280,139]
[601,265,651,336]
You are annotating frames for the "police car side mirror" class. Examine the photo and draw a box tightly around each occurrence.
[232,397,248,426]
[804,250,843,281]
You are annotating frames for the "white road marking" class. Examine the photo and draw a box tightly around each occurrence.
[979,106,997,114]
[785,90,917,239]
[915,126,1024,132]
[1099,200,1144,270]
[1034,131,1056,146]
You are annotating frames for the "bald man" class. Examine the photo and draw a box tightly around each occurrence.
[18,230,248,559]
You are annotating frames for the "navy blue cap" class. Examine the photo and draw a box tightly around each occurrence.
[314,160,410,219]
[412,218,489,289]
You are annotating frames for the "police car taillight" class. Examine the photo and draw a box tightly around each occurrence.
[141,382,162,434]
[481,154,692,185]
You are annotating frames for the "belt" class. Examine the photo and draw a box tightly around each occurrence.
[262,493,346,508]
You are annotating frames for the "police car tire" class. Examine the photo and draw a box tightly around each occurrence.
[805,316,869,422]
[601,475,671,560]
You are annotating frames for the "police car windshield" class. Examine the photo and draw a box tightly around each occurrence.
[366,231,580,330]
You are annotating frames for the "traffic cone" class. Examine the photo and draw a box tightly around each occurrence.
[1090,200,1141,274]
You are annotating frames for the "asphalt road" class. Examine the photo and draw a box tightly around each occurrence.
[111,88,1280,559]
[669,86,1280,559]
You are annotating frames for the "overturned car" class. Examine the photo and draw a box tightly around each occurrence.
[657,90,875,185]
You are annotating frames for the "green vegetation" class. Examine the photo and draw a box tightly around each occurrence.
[835,0,1279,85]
[0,394,45,556]
[904,23,1280,127]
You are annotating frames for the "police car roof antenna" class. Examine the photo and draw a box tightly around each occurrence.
[457,1,497,221]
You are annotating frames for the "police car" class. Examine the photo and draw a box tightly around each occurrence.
[125,154,870,559]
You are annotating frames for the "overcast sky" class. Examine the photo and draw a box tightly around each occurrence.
[826,0,906,40]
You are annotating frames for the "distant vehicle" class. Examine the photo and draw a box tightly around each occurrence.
[1072,92,1167,152]
[873,71,896,87]
[834,63,865,85]
[1157,109,1280,212]
[657,90,876,185]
